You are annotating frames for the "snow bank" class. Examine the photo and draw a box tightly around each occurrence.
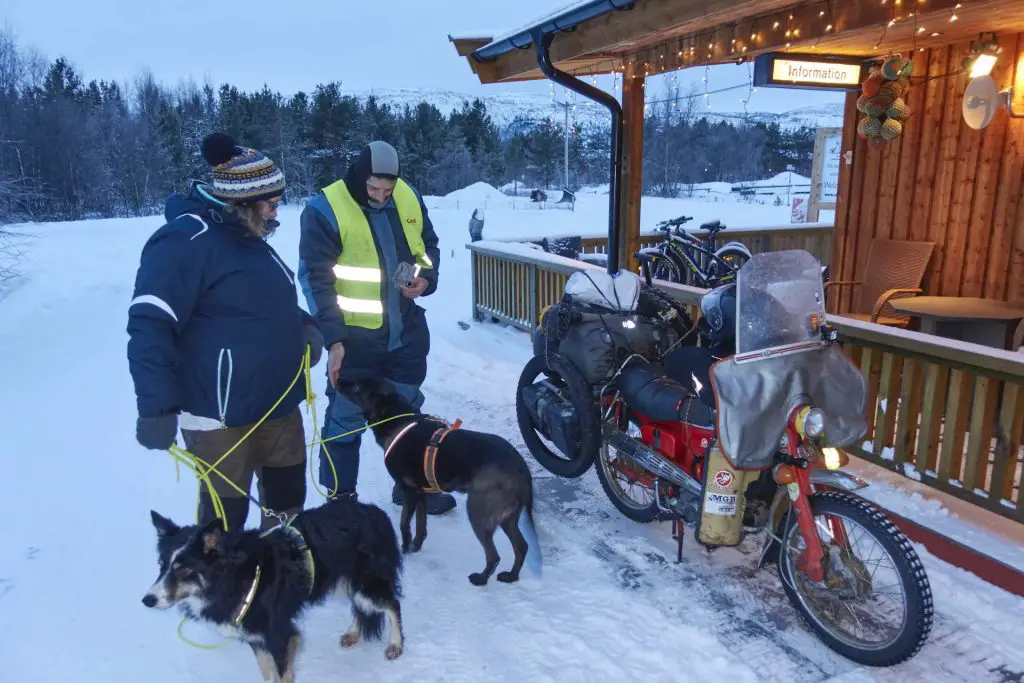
[444,181,514,207]
[735,171,810,188]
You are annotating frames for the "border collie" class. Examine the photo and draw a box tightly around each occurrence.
[142,495,404,682]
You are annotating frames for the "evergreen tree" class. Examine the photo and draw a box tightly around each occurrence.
[0,26,821,224]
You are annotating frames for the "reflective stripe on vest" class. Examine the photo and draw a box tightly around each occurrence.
[321,178,432,329]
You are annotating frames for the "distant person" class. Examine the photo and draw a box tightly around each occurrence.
[126,132,324,531]
[298,140,455,515]
[469,208,484,242]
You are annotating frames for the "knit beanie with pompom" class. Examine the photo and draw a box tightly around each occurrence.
[200,132,286,203]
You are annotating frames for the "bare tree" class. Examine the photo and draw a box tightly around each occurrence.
[0,176,42,288]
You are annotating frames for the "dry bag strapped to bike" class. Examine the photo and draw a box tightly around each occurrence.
[543,270,669,383]
[518,269,678,479]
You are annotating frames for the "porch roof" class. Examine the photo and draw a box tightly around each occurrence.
[449,0,1024,83]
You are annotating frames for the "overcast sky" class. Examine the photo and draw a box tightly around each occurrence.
[1,0,843,113]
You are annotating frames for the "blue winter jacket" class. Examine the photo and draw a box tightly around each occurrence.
[126,182,312,428]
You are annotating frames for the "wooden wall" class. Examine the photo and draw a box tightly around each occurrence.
[831,33,1024,314]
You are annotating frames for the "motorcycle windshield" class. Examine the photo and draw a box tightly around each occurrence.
[709,250,868,470]
[734,250,827,363]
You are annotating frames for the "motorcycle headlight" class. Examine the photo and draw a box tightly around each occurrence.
[801,407,826,439]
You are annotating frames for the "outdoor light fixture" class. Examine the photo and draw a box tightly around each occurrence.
[970,54,998,78]
[960,32,1024,128]
[965,33,1002,79]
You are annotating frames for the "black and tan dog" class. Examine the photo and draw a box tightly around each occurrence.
[339,377,542,586]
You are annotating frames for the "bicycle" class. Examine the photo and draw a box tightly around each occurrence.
[635,215,752,288]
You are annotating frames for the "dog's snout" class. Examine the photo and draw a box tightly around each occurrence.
[142,594,158,608]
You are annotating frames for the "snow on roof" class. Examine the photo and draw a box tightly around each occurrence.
[481,0,601,50]
[448,30,501,41]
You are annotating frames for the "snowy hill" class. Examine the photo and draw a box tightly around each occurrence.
[346,87,844,131]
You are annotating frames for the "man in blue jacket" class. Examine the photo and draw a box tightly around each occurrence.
[298,140,455,515]
[127,132,324,531]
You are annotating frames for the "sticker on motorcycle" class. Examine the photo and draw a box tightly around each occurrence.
[703,492,737,515]
[713,470,735,488]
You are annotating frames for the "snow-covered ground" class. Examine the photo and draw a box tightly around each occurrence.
[432,177,824,239]
[0,189,1022,683]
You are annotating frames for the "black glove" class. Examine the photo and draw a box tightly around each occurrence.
[137,414,178,451]
[303,324,324,366]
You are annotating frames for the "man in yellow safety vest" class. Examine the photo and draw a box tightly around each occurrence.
[297,140,455,515]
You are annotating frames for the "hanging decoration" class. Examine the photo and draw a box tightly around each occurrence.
[856,55,913,146]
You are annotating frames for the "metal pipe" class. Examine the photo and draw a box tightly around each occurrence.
[563,100,570,191]
[532,29,623,274]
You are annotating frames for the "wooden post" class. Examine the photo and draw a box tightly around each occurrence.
[528,263,538,333]
[618,74,645,274]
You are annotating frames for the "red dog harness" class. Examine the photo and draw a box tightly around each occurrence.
[383,417,463,494]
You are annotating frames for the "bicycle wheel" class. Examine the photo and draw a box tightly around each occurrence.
[648,248,683,283]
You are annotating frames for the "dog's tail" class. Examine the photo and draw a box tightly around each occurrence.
[518,482,542,578]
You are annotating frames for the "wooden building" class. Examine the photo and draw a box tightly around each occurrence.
[450,0,1024,524]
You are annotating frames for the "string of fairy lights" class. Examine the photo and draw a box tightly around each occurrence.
[537,0,972,131]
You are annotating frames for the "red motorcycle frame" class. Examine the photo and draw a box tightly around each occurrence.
[602,386,857,574]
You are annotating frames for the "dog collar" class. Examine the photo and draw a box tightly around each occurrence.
[232,565,262,627]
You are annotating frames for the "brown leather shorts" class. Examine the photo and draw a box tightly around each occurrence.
[181,407,306,499]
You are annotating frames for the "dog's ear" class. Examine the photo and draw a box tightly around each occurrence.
[151,510,179,538]
[198,520,223,554]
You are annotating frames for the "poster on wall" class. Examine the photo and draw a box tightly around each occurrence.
[809,127,842,221]
[791,196,808,224]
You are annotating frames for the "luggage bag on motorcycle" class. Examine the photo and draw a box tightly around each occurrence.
[518,270,652,479]
[548,269,665,384]
[559,312,663,384]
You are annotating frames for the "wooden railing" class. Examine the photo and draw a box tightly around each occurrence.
[467,240,1024,524]
[573,224,835,266]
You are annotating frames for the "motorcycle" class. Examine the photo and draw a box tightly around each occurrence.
[516,250,933,667]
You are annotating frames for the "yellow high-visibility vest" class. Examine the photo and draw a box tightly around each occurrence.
[321,178,433,329]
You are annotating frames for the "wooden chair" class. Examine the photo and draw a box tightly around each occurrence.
[826,239,935,327]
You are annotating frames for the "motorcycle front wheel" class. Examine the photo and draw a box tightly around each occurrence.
[777,491,933,667]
